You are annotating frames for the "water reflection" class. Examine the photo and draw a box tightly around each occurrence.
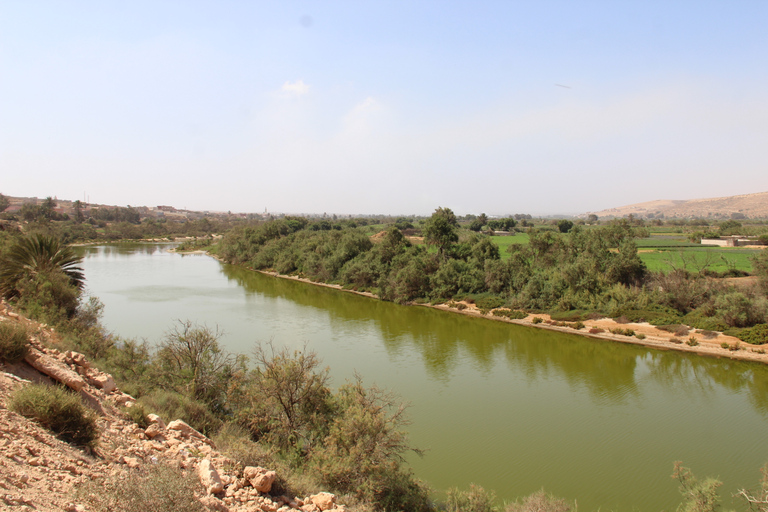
[219,262,768,412]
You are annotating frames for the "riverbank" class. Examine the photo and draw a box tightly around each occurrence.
[248,266,768,364]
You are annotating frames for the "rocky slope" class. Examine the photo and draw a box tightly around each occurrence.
[0,302,347,512]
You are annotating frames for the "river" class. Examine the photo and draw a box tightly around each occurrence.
[79,243,768,511]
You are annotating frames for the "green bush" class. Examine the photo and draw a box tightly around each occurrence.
[728,324,768,345]
[475,296,505,311]
[9,383,97,447]
[506,489,572,512]
[75,463,205,512]
[445,484,496,512]
[687,337,699,346]
[532,317,543,324]
[635,332,646,340]
[549,310,589,322]
[491,309,527,320]
[0,321,29,363]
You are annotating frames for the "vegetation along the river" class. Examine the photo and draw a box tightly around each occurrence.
[2,194,768,510]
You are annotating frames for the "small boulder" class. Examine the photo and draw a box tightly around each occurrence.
[243,466,276,493]
[310,492,336,511]
[147,413,166,429]
[167,419,206,440]
[144,423,164,439]
[198,458,224,495]
[91,373,116,393]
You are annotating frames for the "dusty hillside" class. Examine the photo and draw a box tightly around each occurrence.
[585,190,768,219]
[0,302,347,512]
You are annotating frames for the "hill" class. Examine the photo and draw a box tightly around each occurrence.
[584,191,768,220]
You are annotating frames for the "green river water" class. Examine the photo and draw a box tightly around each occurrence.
[79,244,768,511]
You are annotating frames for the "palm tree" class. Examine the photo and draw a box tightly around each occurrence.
[0,233,84,299]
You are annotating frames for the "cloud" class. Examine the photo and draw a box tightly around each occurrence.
[281,79,309,97]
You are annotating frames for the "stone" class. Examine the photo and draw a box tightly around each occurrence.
[123,456,140,468]
[91,373,116,393]
[309,492,336,511]
[243,466,276,493]
[24,347,86,391]
[167,419,206,440]
[144,423,164,439]
[147,414,166,429]
[200,495,229,511]
[198,458,224,495]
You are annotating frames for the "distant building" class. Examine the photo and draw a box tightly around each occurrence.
[701,236,766,247]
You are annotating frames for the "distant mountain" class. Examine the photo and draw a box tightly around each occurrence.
[584,191,768,220]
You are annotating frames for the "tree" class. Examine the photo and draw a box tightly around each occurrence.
[672,462,722,512]
[156,320,241,414]
[0,233,85,298]
[233,341,332,452]
[0,193,9,213]
[423,207,458,260]
[587,214,598,224]
[557,219,574,233]
[73,200,85,223]
[41,196,57,220]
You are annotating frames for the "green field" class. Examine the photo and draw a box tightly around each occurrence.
[490,233,530,259]
[638,247,759,273]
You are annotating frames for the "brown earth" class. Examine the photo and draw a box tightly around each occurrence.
[585,190,768,219]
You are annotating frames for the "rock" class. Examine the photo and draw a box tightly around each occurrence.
[123,456,140,468]
[67,351,91,369]
[147,414,166,429]
[300,504,320,512]
[167,419,206,440]
[200,495,229,511]
[24,347,86,391]
[243,466,276,493]
[144,423,164,439]
[198,459,224,495]
[91,373,116,393]
[310,492,336,511]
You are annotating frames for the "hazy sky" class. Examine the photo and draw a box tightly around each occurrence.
[2,1,767,216]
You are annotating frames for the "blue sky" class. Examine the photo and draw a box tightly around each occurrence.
[2,1,767,215]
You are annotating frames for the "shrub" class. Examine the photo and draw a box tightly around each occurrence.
[9,383,97,447]
[730,324,768,345]
[75,463,205,512]
[573,321,585,330]
[506,489,572,512]
[635,332,646,340]
[445,484,496,512]
[588,328,603,334]
[721,342,730,349]
[549,310,589,322]
[475,296,505,312]
[492,309,527,320]
[670,337,682,344]
[532,317,543,324]
[687,337,699,346]
[0,321,29,363]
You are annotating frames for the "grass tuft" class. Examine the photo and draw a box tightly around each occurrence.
[9,383,98,447]
[0,321,30,363]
